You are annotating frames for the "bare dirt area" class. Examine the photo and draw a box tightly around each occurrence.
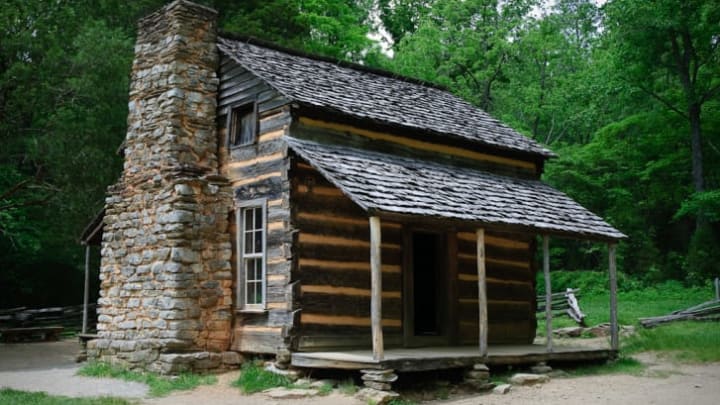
[431,353,720,405]
[1,339,719,405]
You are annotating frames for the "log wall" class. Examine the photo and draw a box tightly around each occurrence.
[217,56,294,354]
[291,161,404,351]
[456,230,537,344]
[293,118,541,179]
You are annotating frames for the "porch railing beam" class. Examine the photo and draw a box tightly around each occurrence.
[543,235,553,353]
[476,228,488,357]
[609,243,619,351]
[370,216,384,361]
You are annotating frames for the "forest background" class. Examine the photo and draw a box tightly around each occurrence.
[1,0,718,308]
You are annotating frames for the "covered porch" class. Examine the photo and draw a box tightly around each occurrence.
[292,343,615,372]
[287,137,626,388]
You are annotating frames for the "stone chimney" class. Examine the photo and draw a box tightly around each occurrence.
[90,1,235,373]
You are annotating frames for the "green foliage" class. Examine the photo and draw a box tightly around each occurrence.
[683,224,720,284]
[624,322,720,362]
[317,382,334,395]
[0,389,133,405]
[77,362,216,397]
[536,270,643,296]
[537,275,712,329]
[232,361,292,394]
[219,0,376,61]
[337,378,359,395]
[391,0,534,111]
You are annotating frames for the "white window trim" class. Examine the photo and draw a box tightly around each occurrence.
[236,198,267,311]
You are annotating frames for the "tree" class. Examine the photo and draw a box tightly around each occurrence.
[219,0,375,61]
[392,0,536,111]
[605,0,720,224]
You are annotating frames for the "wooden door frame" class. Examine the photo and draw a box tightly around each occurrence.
[402,226,457,347]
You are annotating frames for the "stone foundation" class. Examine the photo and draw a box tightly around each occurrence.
[91,1,234,372]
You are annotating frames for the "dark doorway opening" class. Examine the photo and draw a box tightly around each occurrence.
[413,232,441,336]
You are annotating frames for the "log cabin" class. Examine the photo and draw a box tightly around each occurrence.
[87,0,626,387]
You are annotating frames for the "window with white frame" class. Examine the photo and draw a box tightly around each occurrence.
[237,201,266,309]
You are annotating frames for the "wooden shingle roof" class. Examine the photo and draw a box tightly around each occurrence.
[217,37,555,158]
[287,137,625,241]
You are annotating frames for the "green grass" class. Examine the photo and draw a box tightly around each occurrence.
[316,382,334,395]
[77,362,216,397]
[0,389,134,405]
[624,321,720,362]
[565,357,646,376]
[232,362,292,394]
[536,276,719,363]
[337,378,359,395]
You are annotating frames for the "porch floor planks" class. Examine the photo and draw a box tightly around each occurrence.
[291,344,615,371]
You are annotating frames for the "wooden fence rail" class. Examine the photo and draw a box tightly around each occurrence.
[536,288,586,326]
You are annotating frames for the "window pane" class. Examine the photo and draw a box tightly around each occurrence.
[254,230,263,253]
[255,208,263,229]
[244,231,254,254]
[244,208,253,230]
[240,112,255,145]
[247,281,256,305]
[254,281,263,304]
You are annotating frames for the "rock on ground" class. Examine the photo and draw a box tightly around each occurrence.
[355,387,399,405]
[509,373,550,385]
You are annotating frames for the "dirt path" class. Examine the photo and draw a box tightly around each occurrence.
[0,340,148,398]
[432,354,720,405]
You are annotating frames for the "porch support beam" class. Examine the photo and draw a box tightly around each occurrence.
[543,235,553,353]
[476,228,488,357]
[370,216,384,361]
[82,244,90,334]
[608,243,619,351]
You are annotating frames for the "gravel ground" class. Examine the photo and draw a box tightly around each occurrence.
[0,339,148,398]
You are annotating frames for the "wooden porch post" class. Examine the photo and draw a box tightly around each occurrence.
[543,235,553,353]
[370,216,384,361]
[82,244,90,335]
[476,229,488,357]
[608,243,619,351]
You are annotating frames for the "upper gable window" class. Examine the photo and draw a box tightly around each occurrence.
[230,102,258,146]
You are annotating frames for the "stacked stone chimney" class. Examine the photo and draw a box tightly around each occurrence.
[89,1,237,372]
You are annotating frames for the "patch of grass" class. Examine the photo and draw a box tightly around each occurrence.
[565,357,645,376]
[624,321,720,362]
[77,362,216,397]
[387,399,418,405]
[0,389,133,405]
[316,382,334,395]
[337,378,358,395]
[232,362,292,394]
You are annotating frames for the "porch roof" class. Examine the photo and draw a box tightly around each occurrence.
[286,137,626,241]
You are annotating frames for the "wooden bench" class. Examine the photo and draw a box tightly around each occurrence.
[0,326,64,343]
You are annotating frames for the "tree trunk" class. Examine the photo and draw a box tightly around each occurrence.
[688,102,704,194]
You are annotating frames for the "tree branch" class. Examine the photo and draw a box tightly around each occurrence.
[634,82,688,119]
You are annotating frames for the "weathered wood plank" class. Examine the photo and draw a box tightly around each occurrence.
[300,292,402,319]
[294,117,539,175]
[301,313,400,328]
[370,216,384,361]
[609,243,618,351]
[477,229,488,357]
